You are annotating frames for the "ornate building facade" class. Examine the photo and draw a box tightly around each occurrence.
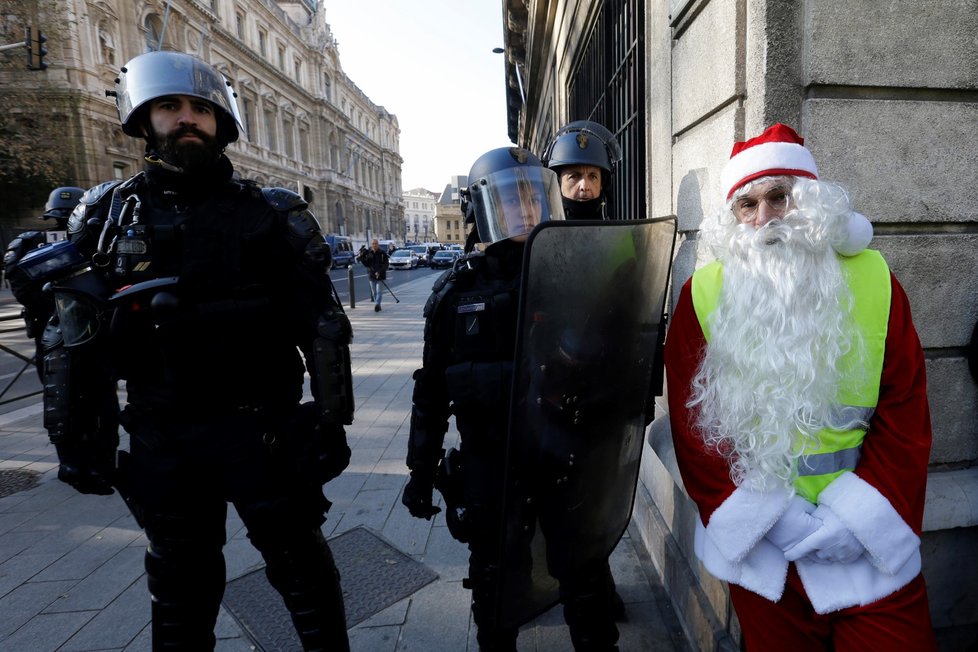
[1,0,403,246]
[434,176,466,246]
[401,187,438,244]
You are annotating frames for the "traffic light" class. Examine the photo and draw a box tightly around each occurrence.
[25,25,48,71]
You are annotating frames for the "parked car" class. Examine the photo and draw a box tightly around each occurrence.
[408,244,431,266]
[430,249,461,269]
[388,248,418,270]
[409,243,444,266]
[324,234,355,269]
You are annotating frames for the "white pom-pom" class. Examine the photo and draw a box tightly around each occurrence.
[834,211,873,256]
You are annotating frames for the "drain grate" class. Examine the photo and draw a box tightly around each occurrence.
[0,469,41,498]
[223,525,438,650]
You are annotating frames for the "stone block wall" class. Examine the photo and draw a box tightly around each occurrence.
[636,0,978,648]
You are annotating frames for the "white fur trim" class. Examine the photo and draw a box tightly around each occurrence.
[794,552,921,614]
[721,141,819,199]
[817,472,921,575]
[834,212,874,256]
[705,479,792,563]
[695,520,788,602]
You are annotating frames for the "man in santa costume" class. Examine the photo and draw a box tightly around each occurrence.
[665,123,936,650]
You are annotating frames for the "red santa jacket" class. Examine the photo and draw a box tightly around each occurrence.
[665,268,931,612]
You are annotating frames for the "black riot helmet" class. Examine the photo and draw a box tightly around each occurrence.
[110,51,244,147]
[42,187,85,222]
[542,121,622,219]
[542,120,622,174]
[464,147,564,247]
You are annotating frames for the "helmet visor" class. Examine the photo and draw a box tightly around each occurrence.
[470,166,564,245]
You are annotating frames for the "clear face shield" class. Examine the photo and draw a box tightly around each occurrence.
[54,287,104,347]
[469,166,565,245]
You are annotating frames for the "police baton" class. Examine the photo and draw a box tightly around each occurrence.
[381,280,400,303]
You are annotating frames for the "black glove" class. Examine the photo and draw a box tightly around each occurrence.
[402,471,441,520]
[314,423,351,484]
[54,442,116,496]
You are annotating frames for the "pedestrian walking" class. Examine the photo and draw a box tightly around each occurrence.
[359,238,389,311]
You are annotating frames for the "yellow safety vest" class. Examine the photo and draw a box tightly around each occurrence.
[690,251,891,502]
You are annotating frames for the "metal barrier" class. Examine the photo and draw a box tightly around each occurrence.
[0,311,41,406]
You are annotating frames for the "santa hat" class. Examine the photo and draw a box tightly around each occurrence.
[721,123,819,200]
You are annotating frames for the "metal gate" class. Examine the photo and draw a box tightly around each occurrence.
[568,0,646,223]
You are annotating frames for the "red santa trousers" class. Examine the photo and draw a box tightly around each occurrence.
[729,565,937,651]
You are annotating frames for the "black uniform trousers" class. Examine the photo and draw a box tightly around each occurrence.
[457,416,619,652]
[122,405,348,651]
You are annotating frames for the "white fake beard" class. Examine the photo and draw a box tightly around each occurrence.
[690,180,865,488]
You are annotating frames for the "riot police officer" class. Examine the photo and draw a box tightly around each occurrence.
[542,120,621,220]
[541,120,628,615]
[402,147,622,651]
[3,186,85,368]
[6,51,353,650]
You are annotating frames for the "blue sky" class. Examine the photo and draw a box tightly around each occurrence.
[323,1,510,193]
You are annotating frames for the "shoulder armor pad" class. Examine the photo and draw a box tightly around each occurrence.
[430,268,454,295]
[262,187,307,213]
[79,180,123,207]
[68,180,123,234]
[284,207,326,266]
[287,209,323,242]
[423,273,454,320]
[423,257,480,319]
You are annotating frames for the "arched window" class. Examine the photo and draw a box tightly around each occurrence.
[144,15,164,52]
[335,201,346,235]
[282,116,294,158]
[298,128,309,164]
[98,24,116,65]
[264,109,277,151]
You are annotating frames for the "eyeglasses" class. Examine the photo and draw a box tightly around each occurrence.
[732,186,792,221]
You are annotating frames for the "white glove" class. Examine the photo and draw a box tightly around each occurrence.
[784,504,865,564]
[765,495,822,551]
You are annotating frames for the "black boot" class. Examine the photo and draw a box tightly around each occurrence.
[564,591,620,652]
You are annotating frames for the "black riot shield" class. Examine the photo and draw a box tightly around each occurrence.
[492,217,676,630]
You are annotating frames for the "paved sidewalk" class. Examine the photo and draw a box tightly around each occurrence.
[0,275,689,651]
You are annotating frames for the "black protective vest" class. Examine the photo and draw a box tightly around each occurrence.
[86,171,307,410]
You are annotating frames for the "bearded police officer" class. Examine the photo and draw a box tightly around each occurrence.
[6,51,354,650]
